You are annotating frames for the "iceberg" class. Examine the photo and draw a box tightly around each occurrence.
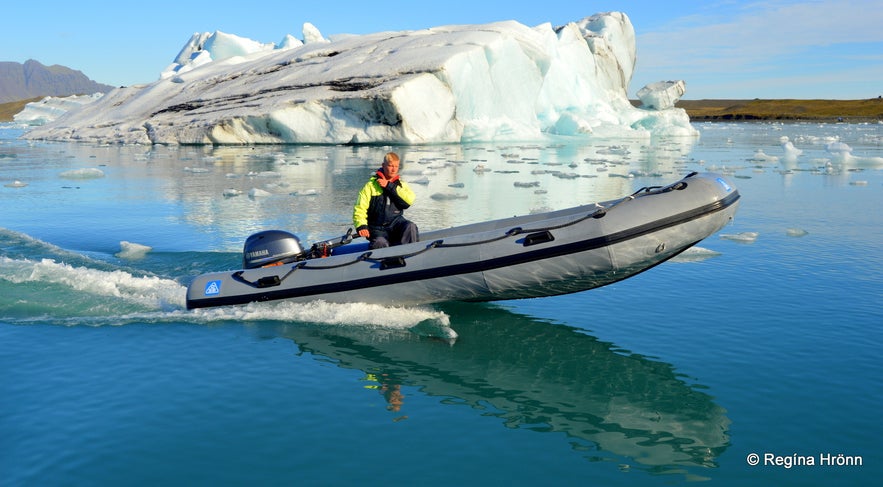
[23,12,696,145]
[636,80,686,110]
[13,93,105,126]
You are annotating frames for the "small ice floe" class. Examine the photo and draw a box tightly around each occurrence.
[597,145,630,156]
[749,149,778,163]
[183,166,210,173]
[473,164,491,173]
[222,188,242,198]
[513,181,540,188]
[60,167,105,179]
[670,246,721,263]
[447,182,465,188]
[116,241,152,260]
[264,182,290,191]
[720,231,759,243]
[430,192,468,201]
[410,177,431,185]
[248,188,273,198]
[225,173,241,179]
[4,180,27,188]
[849,180,868,186]
[780,136,803,160]
[290,189,320,196]
[786,228,808,237]
[252,170,282,178]
[825,141,852,156]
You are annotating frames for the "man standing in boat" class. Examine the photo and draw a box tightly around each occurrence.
[353,152,419,249]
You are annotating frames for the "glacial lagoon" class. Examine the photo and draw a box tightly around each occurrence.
[1,121,880,485]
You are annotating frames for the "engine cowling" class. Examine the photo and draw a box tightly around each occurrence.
[243,230,305,269]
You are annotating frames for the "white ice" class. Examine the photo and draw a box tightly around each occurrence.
[779,136,803,161]
[116,241,153,260]
[22,12,696,145]
[636,80,686,110]
[59,168,105,179]
[13,93,104,126]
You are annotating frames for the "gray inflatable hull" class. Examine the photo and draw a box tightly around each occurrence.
[186,172,740,309]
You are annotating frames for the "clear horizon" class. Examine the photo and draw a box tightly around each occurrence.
[3,0,881,100]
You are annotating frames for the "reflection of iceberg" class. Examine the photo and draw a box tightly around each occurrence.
[268,303,730,473]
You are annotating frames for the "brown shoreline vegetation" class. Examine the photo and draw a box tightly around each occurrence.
[671,97,883,123]
[2,96,882,123]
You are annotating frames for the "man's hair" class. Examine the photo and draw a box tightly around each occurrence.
[383,152,400,165]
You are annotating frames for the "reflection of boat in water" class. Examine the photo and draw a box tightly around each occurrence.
[186,172,739,309]
[266,303,731,472]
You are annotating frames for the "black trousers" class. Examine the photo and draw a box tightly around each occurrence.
[369,217,419,249]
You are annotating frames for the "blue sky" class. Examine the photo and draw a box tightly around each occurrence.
[4,0,881,99]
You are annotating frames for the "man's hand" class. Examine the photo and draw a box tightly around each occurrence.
[358,228,370,238]
[377,175,389,188]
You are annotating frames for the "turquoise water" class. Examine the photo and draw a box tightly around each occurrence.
[1,122,881,485]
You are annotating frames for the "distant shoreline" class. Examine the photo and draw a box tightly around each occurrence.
[670,98,883,123]
[3,97,882,123]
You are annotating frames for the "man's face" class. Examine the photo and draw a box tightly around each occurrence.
[382,159,400,179]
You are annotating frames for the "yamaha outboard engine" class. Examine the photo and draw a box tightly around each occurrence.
[243,230,306,269]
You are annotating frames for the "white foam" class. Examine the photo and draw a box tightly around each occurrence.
[188,300,457,339]
[0,256,186,309]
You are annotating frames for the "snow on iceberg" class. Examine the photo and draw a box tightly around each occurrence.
[14,93,104,126]
[23,12,696,145]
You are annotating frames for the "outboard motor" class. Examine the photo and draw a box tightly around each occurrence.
[243,230,306,269]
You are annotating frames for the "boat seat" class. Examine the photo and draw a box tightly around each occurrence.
[331,241,371,256]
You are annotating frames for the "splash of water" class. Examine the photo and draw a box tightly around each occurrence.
[0,254,455,339]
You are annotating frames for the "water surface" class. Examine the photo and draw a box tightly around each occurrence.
[1,122,881,485]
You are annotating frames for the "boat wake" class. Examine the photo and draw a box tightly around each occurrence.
[188,301,456,340]
[0,228,455,339]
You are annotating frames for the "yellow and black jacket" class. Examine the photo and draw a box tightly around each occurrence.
[353,172,416,232]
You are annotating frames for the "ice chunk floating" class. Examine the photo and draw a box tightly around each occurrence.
[24,12,696,145]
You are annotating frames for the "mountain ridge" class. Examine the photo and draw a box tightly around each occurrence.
[0,59,114,104]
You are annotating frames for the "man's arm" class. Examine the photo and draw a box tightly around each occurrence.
[386,180,415,209]
[353,182,373,231]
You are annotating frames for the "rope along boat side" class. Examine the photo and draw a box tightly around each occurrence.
[186,172,740,309]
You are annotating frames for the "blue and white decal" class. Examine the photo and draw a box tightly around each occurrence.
[204,280,222,296]
[716,177,732,192]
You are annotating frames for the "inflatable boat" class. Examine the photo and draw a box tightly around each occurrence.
[186,172,740,309]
